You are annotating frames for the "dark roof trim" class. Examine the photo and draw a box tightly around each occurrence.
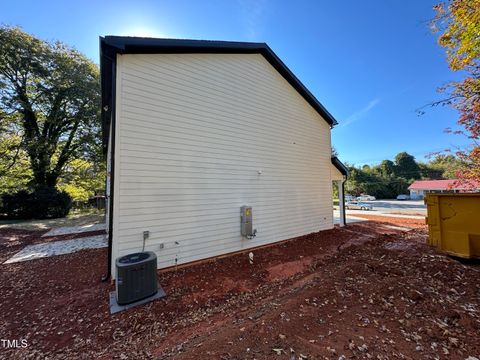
[331,156,349,177]
[100,36,338,147]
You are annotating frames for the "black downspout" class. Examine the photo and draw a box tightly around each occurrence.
[102,48,117,282]
[342,180,347,226]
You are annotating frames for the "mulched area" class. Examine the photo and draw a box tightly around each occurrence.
[1,222,479,359]
[0,227,106,264]
[0,228,49,263]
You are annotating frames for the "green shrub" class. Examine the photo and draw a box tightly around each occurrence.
[1,190,31,218]
[1,187,72,219]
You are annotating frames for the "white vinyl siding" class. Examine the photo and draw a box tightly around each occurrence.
[112,53,334,272]
[331,164,344,181]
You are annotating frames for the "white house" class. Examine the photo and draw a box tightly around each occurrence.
[100,36,348,277]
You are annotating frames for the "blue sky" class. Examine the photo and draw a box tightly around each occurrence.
[2,0,470,166]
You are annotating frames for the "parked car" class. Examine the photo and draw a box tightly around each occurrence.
[346,201,373,210]
[396,194,410,200]
[356,195,376,201]
[345,195,355,201]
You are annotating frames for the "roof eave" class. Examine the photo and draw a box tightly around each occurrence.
[331,156,349,177]
[99,37,338,138]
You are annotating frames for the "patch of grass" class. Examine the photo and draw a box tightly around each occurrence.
[69,207,104,216]
[0,209,105,230]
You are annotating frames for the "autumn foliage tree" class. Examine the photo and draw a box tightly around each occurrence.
[431,0,480,184]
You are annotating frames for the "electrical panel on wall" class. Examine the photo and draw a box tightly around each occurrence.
[240,206,256,239]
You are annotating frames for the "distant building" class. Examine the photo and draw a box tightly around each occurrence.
[408,179,480,199]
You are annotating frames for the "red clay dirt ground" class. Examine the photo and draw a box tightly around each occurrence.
[1,218,479,359]
[351,214,426,229]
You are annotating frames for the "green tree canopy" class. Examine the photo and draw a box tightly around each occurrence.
[427,154,465,178]
[378,160,395,177]
[57,158,105,202]
[394,152,421,180]
[0,26,101,189]
[343,152,459,199]
[0,115,32,193]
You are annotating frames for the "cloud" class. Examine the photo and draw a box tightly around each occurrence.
[341,97,380,127]
[238,0,269,40]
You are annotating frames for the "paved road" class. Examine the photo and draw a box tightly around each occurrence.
[334,199,426,222]
[362,199,426,215]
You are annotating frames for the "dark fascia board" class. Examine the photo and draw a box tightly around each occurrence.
[331,156,349,177]
[100,36,338,147]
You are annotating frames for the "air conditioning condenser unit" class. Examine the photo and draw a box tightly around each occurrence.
[115,251,158,305]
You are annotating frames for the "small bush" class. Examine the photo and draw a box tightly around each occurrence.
[1,190,31,219]
[1,187,72,219]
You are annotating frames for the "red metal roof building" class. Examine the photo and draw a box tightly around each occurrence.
[408,179,480,199]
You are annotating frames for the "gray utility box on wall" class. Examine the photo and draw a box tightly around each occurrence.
[240,206,254,237]
[116,251,158,305]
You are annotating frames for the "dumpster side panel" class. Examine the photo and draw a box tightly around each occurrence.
[442,231,470,257]
[470,234,480,257]
[426,193,480,258]
[425,194,441,248]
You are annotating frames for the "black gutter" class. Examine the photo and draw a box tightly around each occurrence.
[100,38,117,282]
[341,181,347,226]
[331,156,349,177]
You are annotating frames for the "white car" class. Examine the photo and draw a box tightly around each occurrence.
[356,195,376,201]
[345,195,355,201]
[346,201,373,210]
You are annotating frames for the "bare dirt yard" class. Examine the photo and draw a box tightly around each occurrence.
[1,217,479,359]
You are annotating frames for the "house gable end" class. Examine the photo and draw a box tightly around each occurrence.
[101,36,338,150]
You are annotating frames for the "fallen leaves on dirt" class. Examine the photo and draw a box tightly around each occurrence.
[1,223,479,359]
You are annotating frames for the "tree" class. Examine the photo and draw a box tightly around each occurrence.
[432,0,480,72]
[394,152,421,180]
[57,158,105,202]
[418,162,444,179]
[378,160,395,177]
[0,115,32,194]
[431,0,480,183]
[344,165,403,199]
[0,26,100,189]
[344,153,448,199]
[426,154,464,178]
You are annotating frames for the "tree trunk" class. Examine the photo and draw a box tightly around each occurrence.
[46,171,60,188]
[20,100,66,190]
[26,138,59,189]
